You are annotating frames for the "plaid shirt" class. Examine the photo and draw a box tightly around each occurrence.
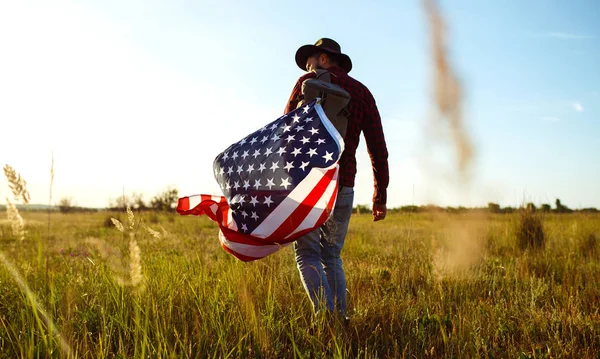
[285,66,389,205]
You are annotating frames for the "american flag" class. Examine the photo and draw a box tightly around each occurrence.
[177,100,345,261]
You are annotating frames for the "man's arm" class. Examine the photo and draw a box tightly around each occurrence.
[362,93,389,211]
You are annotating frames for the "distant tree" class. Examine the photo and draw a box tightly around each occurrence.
[131,192,147,210]
[150,187,179,211]
[555,198,572,213]
[526,203,536,212]
[108,194,134,211]
[58,197,74,213]
[488,203,501,214]
[540,204,551,213]
[353,204,369,215]
[423,204,444,213]
[399,205,420,213]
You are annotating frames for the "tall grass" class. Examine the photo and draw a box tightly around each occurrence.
[1,211,599,358]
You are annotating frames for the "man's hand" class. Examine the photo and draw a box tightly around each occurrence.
[372,203,387,222]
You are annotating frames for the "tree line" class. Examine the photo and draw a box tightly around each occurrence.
[354,198,597,214]
[4,191,597,215]
[6,186,181,213]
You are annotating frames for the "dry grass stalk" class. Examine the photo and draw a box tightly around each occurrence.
[3,164,31,204]
[48,152,54,239]
[49,152,54,206]
[129,238,144,289]
[85,237,127,285]
[0,251,73,356]
[517,208,545,250]
[6,198,25,240]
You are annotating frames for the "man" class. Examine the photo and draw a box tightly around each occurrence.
[285,38,389,318]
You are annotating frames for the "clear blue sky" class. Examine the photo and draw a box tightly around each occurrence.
[0,0,598,209]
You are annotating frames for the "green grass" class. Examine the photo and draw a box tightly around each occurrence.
[1,211,599,358]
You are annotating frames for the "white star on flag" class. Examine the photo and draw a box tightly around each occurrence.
[270,162,280,172]
[284,161,295,171]
[266,178,275,189]
[280,177,291,189]
[263,196,274,207]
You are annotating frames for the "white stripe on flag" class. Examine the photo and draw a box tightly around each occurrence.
[250,165,331,238]
[188,195,202,210]
[219,231,290,258]
[225,204,237,230]
[315,103,345,154]
[284,168,339,239]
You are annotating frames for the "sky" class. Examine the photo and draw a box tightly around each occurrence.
[0,0,598,209]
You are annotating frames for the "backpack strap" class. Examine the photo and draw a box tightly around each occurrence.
[295,70,351,137]
[314,69,331,82]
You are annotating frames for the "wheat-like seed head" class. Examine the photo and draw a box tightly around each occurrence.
[111,218,125,232]
[129,239,144,289]
[143,225,162,239]
[3,164,31,204]
[6,198,25,240]
[127,206,135,230]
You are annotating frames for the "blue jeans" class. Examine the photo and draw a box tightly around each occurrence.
[294,186,354,315]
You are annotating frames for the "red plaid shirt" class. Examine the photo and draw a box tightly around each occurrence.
[285,66,389,204]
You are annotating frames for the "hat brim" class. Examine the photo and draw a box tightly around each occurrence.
[295,44,352,73]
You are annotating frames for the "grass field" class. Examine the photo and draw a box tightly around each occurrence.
[0,210,599,358]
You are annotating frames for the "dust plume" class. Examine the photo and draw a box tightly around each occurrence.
[431,218,486,277]
[422,0,474,183]
[422,0,485,275]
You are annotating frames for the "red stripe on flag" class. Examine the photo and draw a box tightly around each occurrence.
[176,195,229,223]
[220,242,260,262]
[176,197,191,213]
[264,167,337,242]
[219,225,282,246]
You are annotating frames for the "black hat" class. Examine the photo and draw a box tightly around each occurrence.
[295,38,352,73]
